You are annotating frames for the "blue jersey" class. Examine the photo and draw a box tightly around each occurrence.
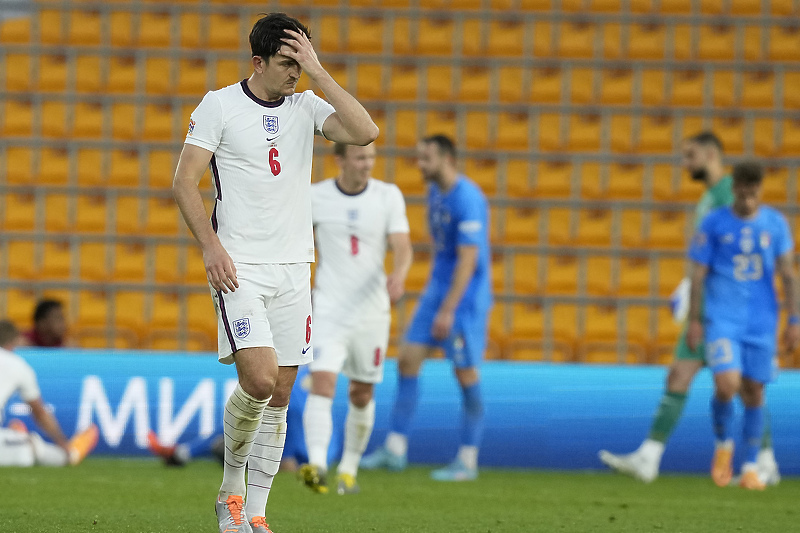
[426,176,492,309]
[689,206,793,335]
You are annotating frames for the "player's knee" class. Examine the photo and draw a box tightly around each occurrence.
[398,356,422,377]
[455,367,479,388]
[666,363,697,393]
[349,385,373,408]
[242,374,277,401]
[714,376,740,402]
[740,380,764,407]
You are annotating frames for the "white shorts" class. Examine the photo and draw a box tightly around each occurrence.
[0,427,35,466]
[309,314,390,384]
[212,262,313,367]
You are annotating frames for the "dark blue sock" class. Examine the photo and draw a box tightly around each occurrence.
[390,375,419,436]
[743,406,764,464]
[460,382,484,447]
[711,397,734,442]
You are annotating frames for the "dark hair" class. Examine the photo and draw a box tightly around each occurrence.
[421,134,457,160]
[333,143,348,157]
[34,299,63,323]
[686,131,724,153]
[732,161,763,186]
[250,13,311,60]
[0,319,19,347]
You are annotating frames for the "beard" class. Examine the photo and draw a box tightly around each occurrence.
[690,167,708,182]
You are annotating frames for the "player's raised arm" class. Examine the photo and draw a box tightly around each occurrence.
[686,261,708,351]
[173,143,238,294]
[280,29,378,145]
[777,252,800,351]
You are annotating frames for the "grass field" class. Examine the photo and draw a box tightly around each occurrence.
[2,458,796,532]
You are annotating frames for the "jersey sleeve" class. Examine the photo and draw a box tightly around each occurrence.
[688,213,715,265]
[775,212,794,257]
[455,187,486,247]
[386,185,410,235]
[15,359,41,403]
[304,91,336,137]
[184,91,223,152]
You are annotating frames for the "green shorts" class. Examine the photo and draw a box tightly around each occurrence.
[674,325,706,362]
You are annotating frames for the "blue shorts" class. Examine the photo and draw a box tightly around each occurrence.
[404,288,490,369]
[705,322,778,384]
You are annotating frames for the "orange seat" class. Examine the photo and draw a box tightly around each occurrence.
[711,116,746,154]
[75,195,107,233]
[673,25,694,60]
[779,119,800,155]
[496,112,531,151]
[73,102,103,138]
[393,110,419,148]
[2,193,36,231]
[68,10,101,46]
[37,148,70,184]
[753,118,778,157]
[405,203,428,243]
[511,253,539,295]
[4,289,37,328]
[417,16,455,56]
[533,160,573,198]
[40,240,72,280]
[154,244,181,284]
[566,114,602,151]
[637,114,675,153]
[423,110,457,141]
[545,208,572,245]
[4,54,32,92]
[457,67,491,102]
[187,292,217,341]
[214,58,244,89]
[498,66,525,103]
[44,193,69,232]
[76,290,109,331]
[40,100,67,138]
[186,247,208,285]
[648,211,688,249]
[575,209,613,246]
[424,65,455,102]
[6,241,36,279]
[75,54,102,93]
[37,54,68,93]
[39,10,63,44]
[144,57,172,95]
[2,100,33,136]
[106,55,137,94]
[599,69,634,105]
[618,257,651,296]
[464,159,498,196]
[712,71,736,107]
[143,104,174,141]
[741,70,776,109]
[0,15,31,44]
[558,22,596,58]
[585,255,613,295]
[505,159,532,198]
[145,197,180,235]
[769,25,800,61]
[208,13,242,50]
[628,23,667,59]
[4,146,33,184]
[607,163,645,199]
[150,292,181,330]
[109,149,141,186]
[465,111,490,150]
[544,255,579,294]
[75,148,102,186]
[346,16,385,53]
[392,156,424,195]
[138,12,171,47]
[530,68,563,104]
[503,207,540,244]
[110,11,133,47]
[670,70,705,107]
[387,65,420,101]
[79,242,109,281]
[114,291,147,334]
[113,243,147,282]
[641,69,666,105]
[148,150,176,189]
[698,24,736,60]
[656,256,686,297]
[620,209,645,247]
[570,68,595,104]
[354,63,382,101]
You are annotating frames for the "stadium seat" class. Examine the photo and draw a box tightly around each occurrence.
[464,159,498,195]
[0,15,31,44]
[617,256,651,296]
[187,292,216,340]
[148,150,176,189]
[648,210,688,249]
[620,209,645,247]
[585,255,613,295]
[496,112,530,151]
[570,68,595,104]
[75,54,102,93]
[144,57,171,95]
[112,243,147,282]
[392,156,424,195]
[44,193,69,232]
[143,104,174,141]
[107,55,137,94]
[510,253,538,295]
[768,25,800,61]
[670,70,705,107]
[208,13,241,50]
[641,69,666,105]
[40,240,72,279]
[6,241,36,279]
[557,22,596,58]
[153,244,180,284]
[498,66,525,102]
[771,0,798,14]
[710,70,735,107]
[405,203,428,243]
[37,54,68,93]
[698,24,736,60]
[2,99,33,136]
[609,114,634,153]
[545,208,571,245]
[741,70,776,109]
[711,115,746,154]
[393,109,419,147]
[424,65,455,102]
[114,291,146,334]
[503,207,540,244]
[417,16,455,56]
[37,148,70,185]
[75,195,108,233]
[628,23,667,59]
[186,246,207,285]
[656,256,686,296]
[530,68,563,104]
[672,25,693,59]
[179,12,202,48]
[145,197,180,235]
[40,100,67,138]
[73,102,104,138]
[505,159,532,198]
[112,196,140,235]
[4,289,37,327]
[606,163,645,199]
[423,110,457,142]
[5,146,33,184]
[39,9,63,44]
[486,19,526,57]
[4,53,31,92]
[458,66,491,102]
[354,63,382,101]
[544,255,579,294]
[599,69,633,105]
[566,113,602,151]
[387,65,419,101]
[108,150,140,187]
[533,160,573,198]
[109,10,133,47]
[347,16,385,53]
[74,148,102,187]
[79,242,109,281]
[465,111,490,150]
[138,11,171,47]
[108,102,135,141]
[68,9,101,46]
[214,58,244,89]
[636,114,674,153]
[575,209,613,246]
[2,192,36,231]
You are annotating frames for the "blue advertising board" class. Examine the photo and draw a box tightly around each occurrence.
[6,349,800,474]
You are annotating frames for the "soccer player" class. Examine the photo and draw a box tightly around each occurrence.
[298,142,412,495]
[0,320,98,467]
[361,135,492,481]
[172,13,378,533]
[599,132,780,484]
[686,161,798,490]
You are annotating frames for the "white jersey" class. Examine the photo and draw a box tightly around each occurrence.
[185,80,335,264]
[0,348,40,425]
[311,178,410,322]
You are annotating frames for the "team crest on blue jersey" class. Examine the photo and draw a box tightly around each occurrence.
[740,227,755,253]
[263,115,279,134]
[760,232,771,249]
[233,318,250,339]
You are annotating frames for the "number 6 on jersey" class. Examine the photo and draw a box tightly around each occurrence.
[269,147,281,176]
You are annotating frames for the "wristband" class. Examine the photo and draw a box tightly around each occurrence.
[789,316,800,326]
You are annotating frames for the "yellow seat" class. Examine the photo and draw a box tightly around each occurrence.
[109,150,141,187]
[79,242,109,281]
[143,104,174,141]
[154,244,181,284]
[405,203,428,243]
[75,54,102,93]
[570,68,594,104]
[110,103,136,141]
[487,20,526,56]
[566,114,602,151]
[2,193,36,231]
[114,196,142,235]
[670,70,705,107]
[505,159,532,198]
[387,65,419,101]
[558,22,596,58]
[620,209,645,247]
[187,292,217,342]
[417,16,455,56]
[510,302,546,338]
[575,209,613,246]
[186,247,208,285]
[138,12,171,47]
[544,255,579,294]
[179,13,202,49]
[599,69,633,105]
[423,110,457,141]
[145,57,172,95]
[72,102,103,138]
[496,112,530,151]
[40,100,67,138]
[741,70,776,109]
[39,10,63,45]
[355,63,383,101]
[113,243,147,282]
[37,54,68,92]
[545,208,572,245]
[769,25,800,61]
[145,197,180,235]
[4,54,31,92]
[405,251,430,292]
[648,211,688,249]
[464,159,497,196]
[457,67,490,102]
[657,257,686,297]
[150,292,181,330]
[75,195,108,233]
[698,24,736,60]
[607,163,645,199]
[424,65,455,102]
[534,160,573,198]
[779,119,800,156]
[628,23,666,59]
[711,71,735,107]
[37,148,70,185]
[4,289,37,328]
[215,58,244,89]
[76,148,102,186]
[753,118,777,157]
[114,291,146,335]
[2,100,33,136]
[585,256,613,295]
[637,114,674,153]
[530,68,563,104]
[618,257,651,296]
[511,253,539,295]
[0,15,31,43]
[498,67,524,103]
[68,10,101,45]
[503,207,540,244]
[43,193,69,232]
[148,150,176,189]
[6,241,36,279]
[106,55,137,94]
[711,116,745,154]
[392,156,424,195]
[110,11,133,47]
[582,305,620,345]
[347,16,385,53]
[641,69,666,105]
[40,240,72,280]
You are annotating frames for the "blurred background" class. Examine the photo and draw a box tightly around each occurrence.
[1,0,799,366]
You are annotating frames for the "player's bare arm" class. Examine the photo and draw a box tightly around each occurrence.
[686,261,708,351]
[173,143,239,294]
[28,397,69,451]
[432,245,479,341]
[387,232,413,304]
[280,29,379,145]
[777,252,800,351]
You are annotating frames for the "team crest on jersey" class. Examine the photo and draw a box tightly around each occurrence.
[232,318,250,339]
[263,115,279,134]
[187,119,196,136]
[740,227,755,253]
[760,231,771,249]
[348,209,358,221]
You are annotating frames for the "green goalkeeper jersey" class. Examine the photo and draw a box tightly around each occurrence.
[693,175,733,228]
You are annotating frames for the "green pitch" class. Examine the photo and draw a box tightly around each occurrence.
[2,458,797,532]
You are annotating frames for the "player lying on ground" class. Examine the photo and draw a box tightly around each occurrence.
[599,132,780,484]
[686,161,799,491]
[361,135,492,482]
[0,319,98,467]
[298,142,412,495]
[173,11,378,533]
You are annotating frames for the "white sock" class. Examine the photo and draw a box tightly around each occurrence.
[742,461,759,474]
[219,384,269,499]
[303,394,333,469]
[244,405,287,520]
[338,400,376,477]
[457,445,479,470]
[757,448,776,464]
[30,433,69,466]
[715,439,734,451]
[385,431,408,457]
[638,439,665,464]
